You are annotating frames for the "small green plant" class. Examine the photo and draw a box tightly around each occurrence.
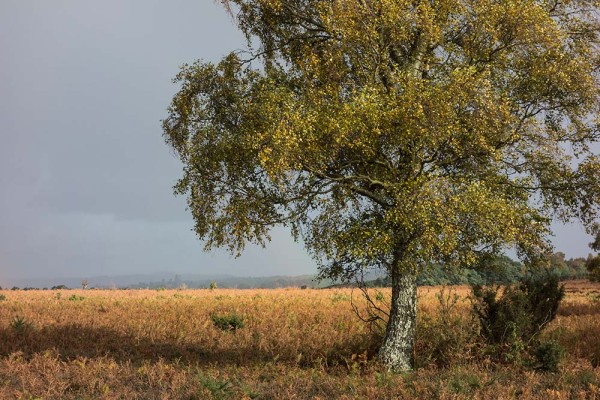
[330,291,350,302]
[565,369,598,387]
[54,292,62,300]
[209,281,218,290]
[68,295,84,301]
[211,313,244,332]
[533,341,563,372]
[448,370,481,395]
[197,372,231,399]
[10,315,32,334]
[0,294,6,301]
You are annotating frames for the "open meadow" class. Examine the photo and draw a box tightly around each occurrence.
[0,281,598,399]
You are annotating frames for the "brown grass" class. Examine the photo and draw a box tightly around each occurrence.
[0,281,598,399]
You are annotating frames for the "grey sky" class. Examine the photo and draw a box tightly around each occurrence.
[0,1,595,286]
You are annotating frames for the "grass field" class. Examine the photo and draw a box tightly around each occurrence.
[0,281,598,399]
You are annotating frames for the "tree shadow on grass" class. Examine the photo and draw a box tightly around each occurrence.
[0,324,375,368]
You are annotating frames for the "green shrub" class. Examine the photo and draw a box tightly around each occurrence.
[533,341,563,372]
[471,273,564,362]
[448,370,481,395]
[10,315,32,334]
[211,313,244,332]
[0,294,6,301]
[330,292,350,302]
[197,372,232,400]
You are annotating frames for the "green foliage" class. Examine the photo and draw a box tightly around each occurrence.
[197,372,232,400]
[68,295,85,301]
[10,315,32,335]
[590,223,600,252]
[0,294,6,301]
[564,369,598,388]
[447,370,481,395]
[586,255,600,282]
[586,224,600,281]
[330,291,350,303]
[533,341,563,372]
[211,313,245,332]
[209,281,218,290]
[471,274,564,362]
[368,253,587,287]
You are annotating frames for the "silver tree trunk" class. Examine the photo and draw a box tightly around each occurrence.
[378,269,417,371]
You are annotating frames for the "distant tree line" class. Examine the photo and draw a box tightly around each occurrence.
[1,251,596,291]
[129,275,319,290]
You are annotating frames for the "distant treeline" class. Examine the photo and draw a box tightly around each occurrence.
[2,253,592,291]
[128,275,321,290]
[367,253,590,287]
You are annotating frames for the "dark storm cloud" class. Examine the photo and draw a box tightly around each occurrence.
[0,0,314,284]
[2,0,237,222]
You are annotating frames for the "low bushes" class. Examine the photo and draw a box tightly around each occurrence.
[475,274,565,370]
[416,273,566,371]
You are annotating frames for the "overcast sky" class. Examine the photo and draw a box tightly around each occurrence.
[0,1,595,286]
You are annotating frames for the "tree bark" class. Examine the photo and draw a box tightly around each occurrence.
[378,266,417,371]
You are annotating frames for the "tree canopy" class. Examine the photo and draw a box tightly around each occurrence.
[163,0,600,370]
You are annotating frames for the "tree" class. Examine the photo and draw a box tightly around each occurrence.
[588,255,600,282]
[163,0,600,370]
[591,223,600,252]
[588,223,600,281]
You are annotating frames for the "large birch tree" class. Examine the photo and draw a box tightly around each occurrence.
[163,0,600,370]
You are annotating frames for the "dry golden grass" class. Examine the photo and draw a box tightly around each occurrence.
[0,281,598,399]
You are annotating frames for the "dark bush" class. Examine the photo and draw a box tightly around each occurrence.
[471,273,564,360]
[211,313,244,332]
[533,341,563,372]
[586,255,600,282]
